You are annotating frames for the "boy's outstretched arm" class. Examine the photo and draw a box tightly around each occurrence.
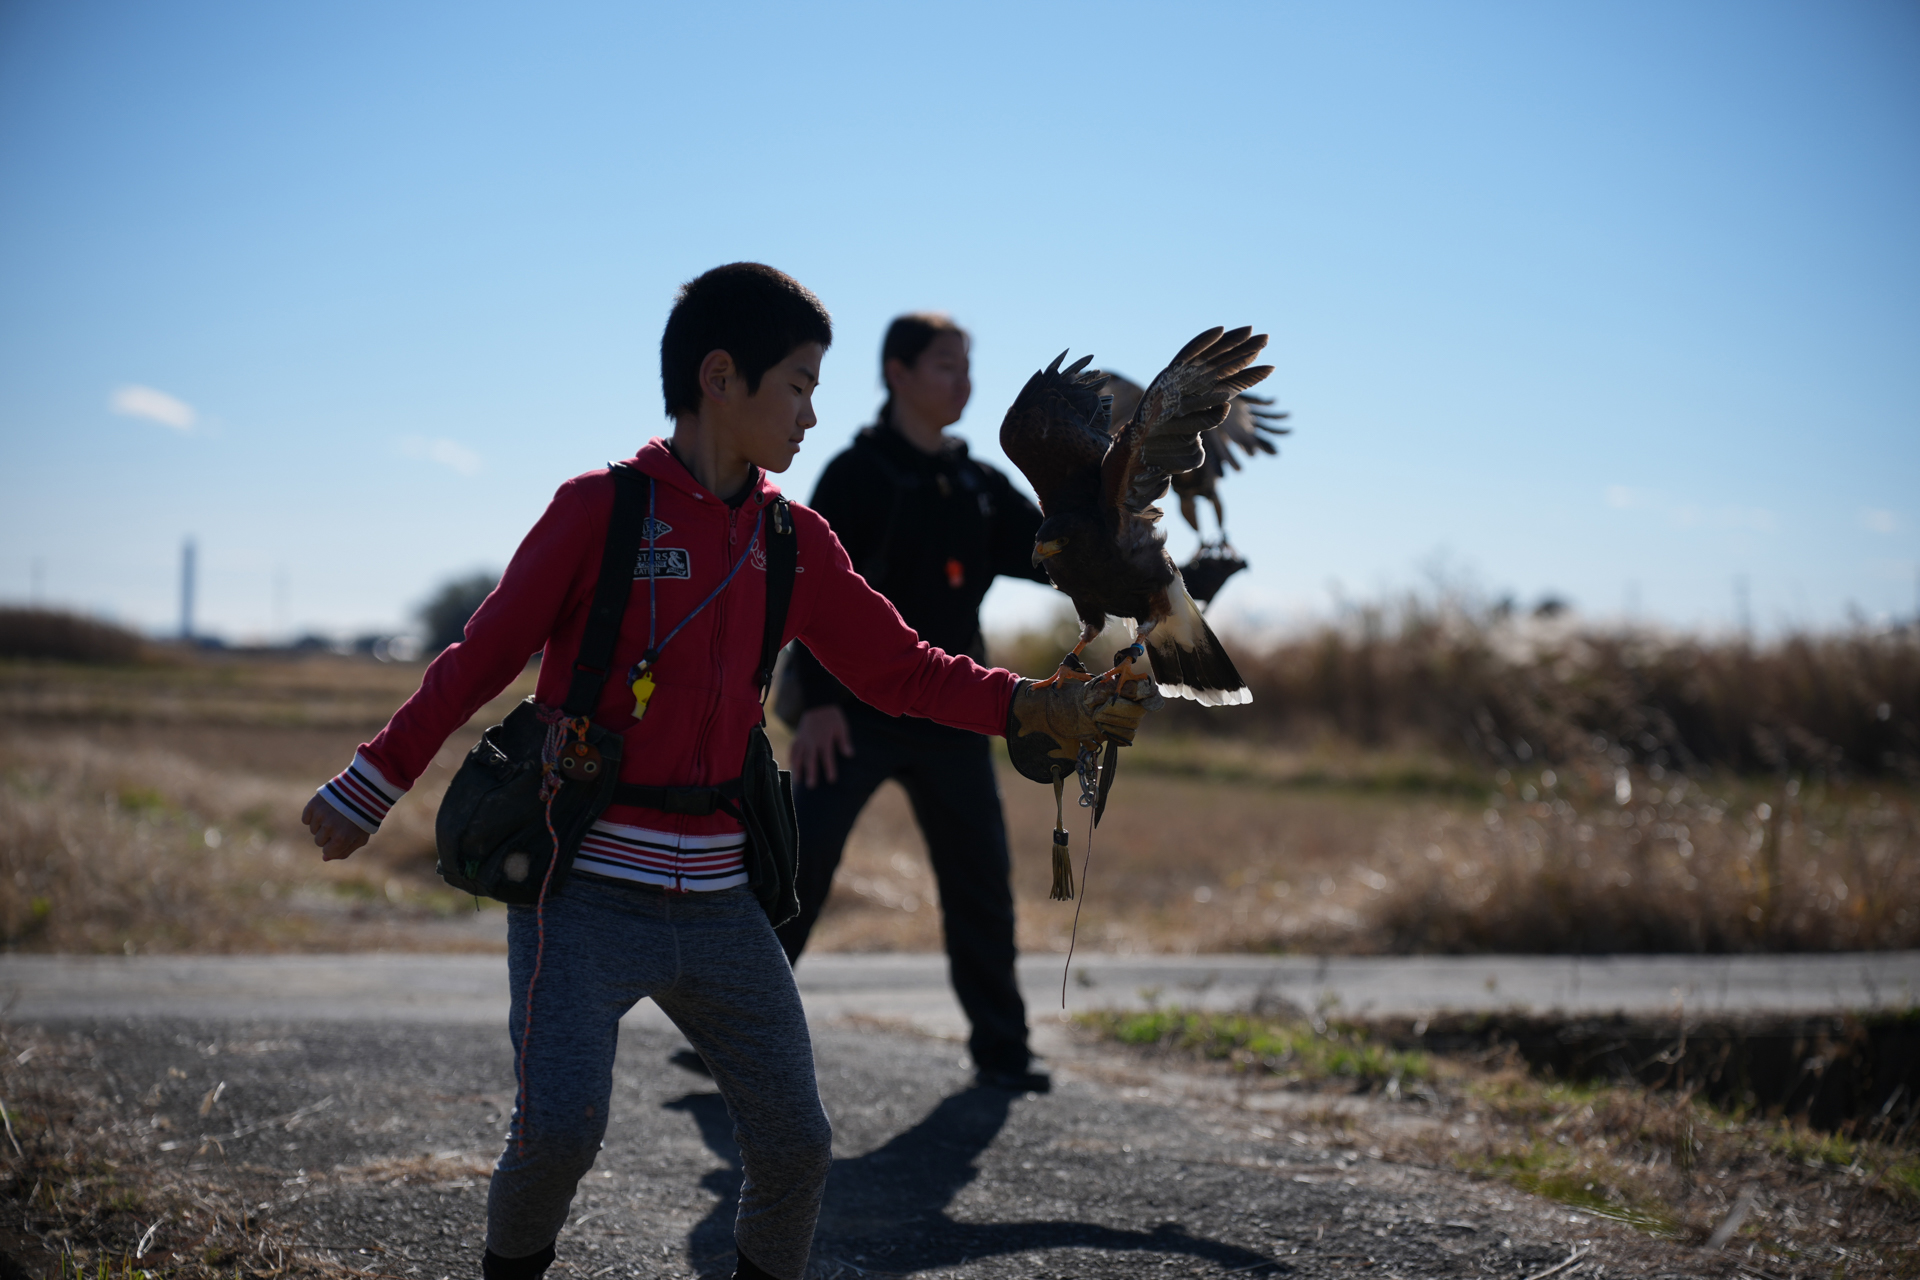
[301,478,597,859]
[791,513,1158,747]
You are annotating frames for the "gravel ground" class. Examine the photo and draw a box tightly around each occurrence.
[7,1016,1721,1279]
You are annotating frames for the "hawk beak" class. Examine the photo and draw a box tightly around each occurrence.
[1032,538,1067,567]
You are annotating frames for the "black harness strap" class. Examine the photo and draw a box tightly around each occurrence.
[755,496,796,700]
[612,778,743,816]
[564,464,648,718]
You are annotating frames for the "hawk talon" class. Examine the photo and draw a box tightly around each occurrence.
[1028,643,1096,691]
[1093,643,1145,689]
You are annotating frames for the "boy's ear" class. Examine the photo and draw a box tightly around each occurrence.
[698,349,738,403]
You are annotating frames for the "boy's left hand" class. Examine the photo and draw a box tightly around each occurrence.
[302,795,370,862]
[1005,674,1161,784]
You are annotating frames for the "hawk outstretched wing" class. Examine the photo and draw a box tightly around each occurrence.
[998,352,1113,515]
[1100,327,1272,520]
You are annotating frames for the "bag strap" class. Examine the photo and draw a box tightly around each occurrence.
[755,496,797,701]
[564,463,648,718]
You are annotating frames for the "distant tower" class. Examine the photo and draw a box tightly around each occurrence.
[180,538,196,640]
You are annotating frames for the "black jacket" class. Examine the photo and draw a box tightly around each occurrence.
[792,423,1048,737]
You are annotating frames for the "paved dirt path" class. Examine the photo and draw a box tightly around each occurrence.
[23,1014,1712,1279]
[2,952,1849,1277]
[8,950,1915,1031]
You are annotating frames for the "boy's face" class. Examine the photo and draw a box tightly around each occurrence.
[725,342,823,474]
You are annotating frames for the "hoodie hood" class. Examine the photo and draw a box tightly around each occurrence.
[627,437,783,511]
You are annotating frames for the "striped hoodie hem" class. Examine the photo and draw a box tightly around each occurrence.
[574,818,748,892]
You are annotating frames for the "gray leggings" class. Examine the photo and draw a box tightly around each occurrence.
[487,876,831,1280]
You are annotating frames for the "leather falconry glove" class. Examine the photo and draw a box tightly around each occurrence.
[1006,675,1161,785]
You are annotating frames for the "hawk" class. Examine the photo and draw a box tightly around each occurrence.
[998,327,1271,705]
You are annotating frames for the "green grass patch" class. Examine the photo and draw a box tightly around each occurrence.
[1078,1008,1430,1085]
[114,785,170,814]
[1460,1143,1680,1236]
[1766,1123,1861,1170]
[1885,1157,1920,1204]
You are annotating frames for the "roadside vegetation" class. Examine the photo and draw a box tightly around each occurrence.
[1084,1007,1920,1277]
[0,1023,361,1279]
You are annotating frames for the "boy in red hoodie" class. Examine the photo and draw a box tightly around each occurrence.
[301,263,1153,1280]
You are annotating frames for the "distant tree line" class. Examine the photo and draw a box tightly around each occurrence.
[418,571,500,654]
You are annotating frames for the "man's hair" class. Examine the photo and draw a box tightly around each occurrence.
[660,263,833,417]
[879,312,969,426]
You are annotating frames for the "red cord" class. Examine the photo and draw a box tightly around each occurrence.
[515,786,563,1155]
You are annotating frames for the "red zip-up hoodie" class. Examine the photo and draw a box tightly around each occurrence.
[319,439,1021,889]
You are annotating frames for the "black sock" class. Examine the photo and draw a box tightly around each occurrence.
[481,1242,556,1280]
[732,1249,779,1280]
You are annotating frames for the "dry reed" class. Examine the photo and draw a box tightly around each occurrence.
[993,597,1920,779]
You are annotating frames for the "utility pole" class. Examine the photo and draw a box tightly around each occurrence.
[180,538,196,641]
[1734,574,1751,643]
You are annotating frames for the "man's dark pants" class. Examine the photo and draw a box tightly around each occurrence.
[775,709,1031,1073]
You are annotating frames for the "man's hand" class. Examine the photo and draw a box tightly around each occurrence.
[790,705,854,789]
[1005,674,1161,784]
[302,794,370,862]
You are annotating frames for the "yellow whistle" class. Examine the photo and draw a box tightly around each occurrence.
[630,672,656,720]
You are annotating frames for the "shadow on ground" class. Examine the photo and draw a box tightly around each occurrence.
[668,1085,1274,1276]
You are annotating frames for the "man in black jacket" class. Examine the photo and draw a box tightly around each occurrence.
[780,313,1054,1091]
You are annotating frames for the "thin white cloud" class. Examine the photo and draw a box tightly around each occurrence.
[399,436,482,477]
[1694,505,1775,532]
[1860,508,1900,535]
[110,384,197,431]
[1605,486,1774,532]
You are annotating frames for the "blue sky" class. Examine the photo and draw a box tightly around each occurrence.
[1,1,1915,642]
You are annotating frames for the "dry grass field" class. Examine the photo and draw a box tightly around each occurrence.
[0,655,530,953]
[3,650,1915,958]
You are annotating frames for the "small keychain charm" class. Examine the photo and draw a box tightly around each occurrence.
[628,650,659,721]
[557,738,603,782]
[556,716,602,783]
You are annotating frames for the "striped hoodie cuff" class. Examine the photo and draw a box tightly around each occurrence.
[318,753,406,834]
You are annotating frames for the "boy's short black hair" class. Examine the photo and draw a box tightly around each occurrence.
[660,263,833,417]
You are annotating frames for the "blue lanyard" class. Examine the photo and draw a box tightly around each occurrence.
[628,476,763,683]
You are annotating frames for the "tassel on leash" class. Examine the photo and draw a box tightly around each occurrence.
[1049,771,1074,901]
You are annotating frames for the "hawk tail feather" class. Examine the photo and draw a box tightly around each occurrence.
[1143,573,1251,706]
